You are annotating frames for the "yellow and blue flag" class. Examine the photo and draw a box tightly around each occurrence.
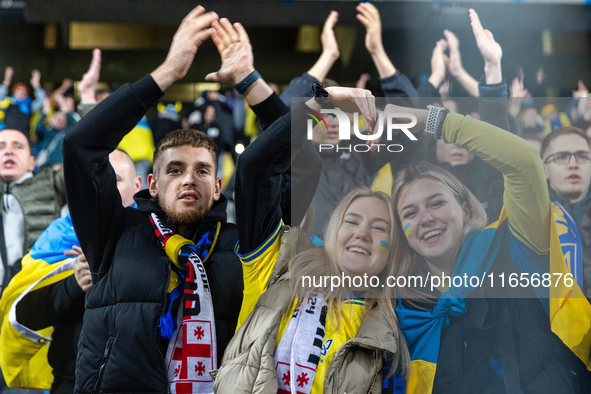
[0,214,78,389]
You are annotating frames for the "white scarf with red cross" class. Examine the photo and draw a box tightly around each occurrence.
[275,293,327,394]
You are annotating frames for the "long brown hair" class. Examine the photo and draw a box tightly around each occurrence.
[289,187,410,375]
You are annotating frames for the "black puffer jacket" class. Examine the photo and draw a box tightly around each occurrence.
[63,75,242,393]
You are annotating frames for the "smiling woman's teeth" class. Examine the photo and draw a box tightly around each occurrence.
[348,247,369,256]
[423,230,443,240]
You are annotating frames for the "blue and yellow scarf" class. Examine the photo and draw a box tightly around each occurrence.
[397,207,591,394]
[552,201,584,289]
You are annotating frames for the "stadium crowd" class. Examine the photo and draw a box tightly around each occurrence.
[0,3,590,394]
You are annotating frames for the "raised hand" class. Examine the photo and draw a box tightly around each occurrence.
[80,48,102,95]
[443,28,479,96]
[356,73,371,89]
[72,246,92,292]
[322,86,378,149]
[469,8,502,84]
[356,3,383,55]
[321,11,340,60]
[42,97,51,114]
[429,39,447,89]
[325,86,376,131]
[470,9,502,66]
[30,69,41,90]
[307,11,340,82]
[509,77,525,115]
[357,2,396,78]
[443,30,463,77]
[510,78,528,98]
[151,5,218,91]
[205,19,254,86]
[439,80,451,100]
[3,66,13,86]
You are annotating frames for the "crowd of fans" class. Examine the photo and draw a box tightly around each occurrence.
[0,3,590,394]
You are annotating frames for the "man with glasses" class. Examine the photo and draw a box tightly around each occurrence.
[541,127,591,298]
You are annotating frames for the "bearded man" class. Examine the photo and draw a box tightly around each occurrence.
[62,6,242,393]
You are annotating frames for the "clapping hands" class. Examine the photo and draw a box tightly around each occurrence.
[205,19,255,87]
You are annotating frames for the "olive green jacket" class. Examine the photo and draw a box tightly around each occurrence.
[212,226,399,394]
[1,167,66,270]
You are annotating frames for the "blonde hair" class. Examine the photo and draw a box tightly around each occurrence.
[390,162,487,301]
[289,187,410,375]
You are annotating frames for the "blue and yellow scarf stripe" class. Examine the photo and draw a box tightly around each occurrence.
[552,202,584,289]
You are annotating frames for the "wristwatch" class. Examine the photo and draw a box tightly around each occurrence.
[425,105,449,140]
[235,70,261,95]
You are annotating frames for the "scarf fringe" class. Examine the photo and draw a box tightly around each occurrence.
[159,303,177,339]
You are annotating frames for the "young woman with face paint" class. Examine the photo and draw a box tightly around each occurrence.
[382,100,591,392]
[211,18,409,394]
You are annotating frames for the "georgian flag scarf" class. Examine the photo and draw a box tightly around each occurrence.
[275,293,327,394]
[150,213,220,394]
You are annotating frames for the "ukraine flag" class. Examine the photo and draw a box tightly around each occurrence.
[0,214,78,389]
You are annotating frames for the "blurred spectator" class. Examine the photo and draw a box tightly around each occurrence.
[542,103,572,133]
[116,117,155,187]
[541,127,591,297]
[522,131,543,153]
[0,68,45,119]
[76,48,155,187]
[0,121,66,291]
[35,99,75,169]
[51,79,80,123]
[149,102,183,146]
[95,89,110,103]
[0,102,31,141]
[508,78,546,135]
[1,149,141,394]
[566,81,590,132]
[189,91,236,174]
[76,49,102,118]
[442,29,480,97]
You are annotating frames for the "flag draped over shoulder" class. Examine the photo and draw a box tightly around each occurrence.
[0,214,78,389]
[552,201,584,289]
[397,207,591,394]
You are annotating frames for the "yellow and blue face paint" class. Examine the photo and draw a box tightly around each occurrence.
[404,222,412,237]
[379,240,390,253]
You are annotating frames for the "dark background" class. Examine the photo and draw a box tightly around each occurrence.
[1,0,590,96]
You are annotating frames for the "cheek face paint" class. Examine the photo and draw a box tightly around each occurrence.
[403,222,412,237]
[379,240,390,253]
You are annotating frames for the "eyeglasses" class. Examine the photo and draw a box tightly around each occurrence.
[543,151,591,165]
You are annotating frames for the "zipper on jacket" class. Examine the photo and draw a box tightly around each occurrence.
[154,262,172,394]
[92,336,114,394]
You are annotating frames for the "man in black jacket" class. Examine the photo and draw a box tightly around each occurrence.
[12,149,141,394]
[62,6,241,393]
